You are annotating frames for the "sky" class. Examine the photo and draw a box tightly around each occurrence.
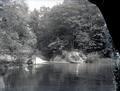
[25,0,64,11]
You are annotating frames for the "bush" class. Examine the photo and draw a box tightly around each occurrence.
[85,52,101,63]
[113,58,120,91]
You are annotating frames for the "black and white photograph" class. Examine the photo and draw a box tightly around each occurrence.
[0,0,119,91]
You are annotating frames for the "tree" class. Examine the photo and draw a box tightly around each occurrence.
[0,0,37,62]
[34,0,113,58]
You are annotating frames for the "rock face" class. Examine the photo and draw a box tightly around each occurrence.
[0,54,15,62]
[66,51,87,63]
[60,50,87,63]
[51,50,87,63]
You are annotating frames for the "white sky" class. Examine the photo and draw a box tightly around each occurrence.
[25,0,64,11]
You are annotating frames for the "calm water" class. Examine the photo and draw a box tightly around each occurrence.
[0,62,115,91]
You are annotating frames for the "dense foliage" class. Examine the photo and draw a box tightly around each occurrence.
[0,0,113,61]
[0,0,37,62]
[29,0,113,59]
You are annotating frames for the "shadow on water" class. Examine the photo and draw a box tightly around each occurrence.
[0,62,115,91]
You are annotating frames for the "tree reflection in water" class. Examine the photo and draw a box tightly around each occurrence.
[0,63,114,91]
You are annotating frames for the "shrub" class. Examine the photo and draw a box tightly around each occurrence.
[86,52,100,63]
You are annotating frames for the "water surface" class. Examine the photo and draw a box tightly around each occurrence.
[0,62,115,91]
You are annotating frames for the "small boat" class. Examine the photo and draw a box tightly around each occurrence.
[32,57,47,65]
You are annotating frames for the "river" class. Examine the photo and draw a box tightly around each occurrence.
[0,62,115,91]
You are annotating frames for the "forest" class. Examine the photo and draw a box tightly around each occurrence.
[0,0,114,63]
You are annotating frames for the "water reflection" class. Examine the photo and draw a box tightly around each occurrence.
[0,76,5,91]
[0,63,114,91]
